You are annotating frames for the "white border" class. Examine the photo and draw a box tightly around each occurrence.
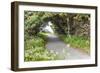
[18,5,96,68]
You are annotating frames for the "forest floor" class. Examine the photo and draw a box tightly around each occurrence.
[46,33,90,60]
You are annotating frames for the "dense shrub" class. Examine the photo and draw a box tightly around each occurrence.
[25,37,45,50]
[59,35,90,53]
[25,47,58,61]
[24,33,59,61]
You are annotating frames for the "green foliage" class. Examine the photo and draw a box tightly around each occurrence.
[24,33,59,61]
[24,11,90,61]
[25,47,58,61]
[24,11,90,38]
[59,35,90,53]
[37,32,48,42]
[25,37,45,50]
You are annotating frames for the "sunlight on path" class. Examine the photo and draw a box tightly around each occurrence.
[43,21,54,34]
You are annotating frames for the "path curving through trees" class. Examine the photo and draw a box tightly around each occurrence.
[46,33,90,60]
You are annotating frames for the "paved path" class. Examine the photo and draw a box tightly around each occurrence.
[46,33,90,60]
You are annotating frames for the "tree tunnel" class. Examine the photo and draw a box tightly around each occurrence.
[24,11,90,38]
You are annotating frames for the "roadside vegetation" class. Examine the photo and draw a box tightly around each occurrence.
[24,11,90,61]
[24,32,60,61]
[59,35,90,54]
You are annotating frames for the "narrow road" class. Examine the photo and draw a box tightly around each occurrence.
[46,33,90,60]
